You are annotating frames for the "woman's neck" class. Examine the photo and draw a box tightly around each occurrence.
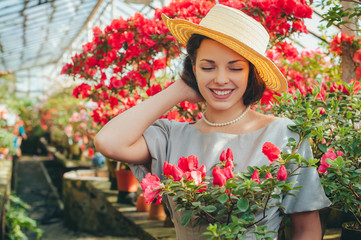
[203,104,249,125]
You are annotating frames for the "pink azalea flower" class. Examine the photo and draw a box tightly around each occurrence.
[140,173,163,204]
[318,150,343,173]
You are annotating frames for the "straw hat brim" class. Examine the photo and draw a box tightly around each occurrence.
[162,14,288,93]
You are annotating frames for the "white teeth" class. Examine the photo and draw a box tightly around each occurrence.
[213,90,232,96]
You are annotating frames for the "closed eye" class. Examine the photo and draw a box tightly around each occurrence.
[201,67,215,71]
[230,68,243,71]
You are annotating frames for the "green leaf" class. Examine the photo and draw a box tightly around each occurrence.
[237,198,249,212]
[318,144,328,153]
[199,205,217,212]
[181,210,193,226]
[192,201,201,207]
[218,193,229,204]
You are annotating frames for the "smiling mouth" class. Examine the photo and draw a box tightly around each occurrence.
[211,89,234,96]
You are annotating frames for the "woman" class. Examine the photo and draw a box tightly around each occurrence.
[95,4,330,239]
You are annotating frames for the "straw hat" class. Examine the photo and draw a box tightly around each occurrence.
[161,4,288,93]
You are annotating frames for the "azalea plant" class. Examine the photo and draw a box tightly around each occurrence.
[141,140,318,240]
[268,81,361,230]
[319,151,361,229]
[36,87,99,160]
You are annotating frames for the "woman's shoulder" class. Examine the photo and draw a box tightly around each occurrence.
[151,118,190,131]
[247,111,292,131]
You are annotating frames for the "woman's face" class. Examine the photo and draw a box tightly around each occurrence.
[193,39,250,112]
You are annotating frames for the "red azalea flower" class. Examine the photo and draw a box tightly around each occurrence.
[225,159,234,170]
[180,101,198,111]
[222,166,234,180]
[146,84,162,97]
[171,165,184,181]
[178,155,199,172]
[87,147,94,159]
[212,167,227,187]
[265,172,273,179]
[197,182,208,193]
[197,165,206,178]
[277,165,288,181]
[318,107,325,115]
[226,148,233,161]
[262,142,281,162]
[155,195,162,204]
[72,83,91,99]
[251,169,260,184]
[163,161,172,176]
[220,150,227,162]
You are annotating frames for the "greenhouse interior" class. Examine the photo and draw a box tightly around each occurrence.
[0,0,360,240]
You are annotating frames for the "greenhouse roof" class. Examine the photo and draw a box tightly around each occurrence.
[0,0,165,98]
[0,0,101,72]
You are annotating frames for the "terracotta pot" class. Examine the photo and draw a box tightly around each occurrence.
[136,193,150,212]
[115,169,138,192]
[341,221,361,240]
[115,169,138,205]
[148,203,167,221]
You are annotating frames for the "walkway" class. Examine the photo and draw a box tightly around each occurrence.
[15,155,139,240]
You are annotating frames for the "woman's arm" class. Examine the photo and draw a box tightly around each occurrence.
[290,211,322,240]
[94,80,202,164]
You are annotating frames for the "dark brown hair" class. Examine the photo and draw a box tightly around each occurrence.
[180,34,266,106]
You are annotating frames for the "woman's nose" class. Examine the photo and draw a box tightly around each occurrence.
[214,69,229,85]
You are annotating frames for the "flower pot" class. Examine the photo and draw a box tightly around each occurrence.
[115,169,138,205]
[136,193,150,212]
[115,169,138,192]
[341,221,361,240]
[148,203,167,221]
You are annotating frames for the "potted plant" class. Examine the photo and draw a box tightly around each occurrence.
[115,161,139,205]
[140,140,319,239]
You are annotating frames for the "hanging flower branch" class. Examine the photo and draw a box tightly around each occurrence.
[61,0,314,125]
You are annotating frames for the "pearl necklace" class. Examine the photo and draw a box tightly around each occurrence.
[202,106,251,127]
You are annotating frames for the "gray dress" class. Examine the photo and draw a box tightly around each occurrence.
[130,118,331,240]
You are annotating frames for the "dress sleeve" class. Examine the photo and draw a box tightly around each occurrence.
[281,138,331,214]
[129,119,171,183]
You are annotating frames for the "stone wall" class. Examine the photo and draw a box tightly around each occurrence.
[62,169,176,239]
[0,159,12,240]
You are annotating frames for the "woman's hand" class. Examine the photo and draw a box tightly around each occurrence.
[175,79,204,104]
[94,78,199,164]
